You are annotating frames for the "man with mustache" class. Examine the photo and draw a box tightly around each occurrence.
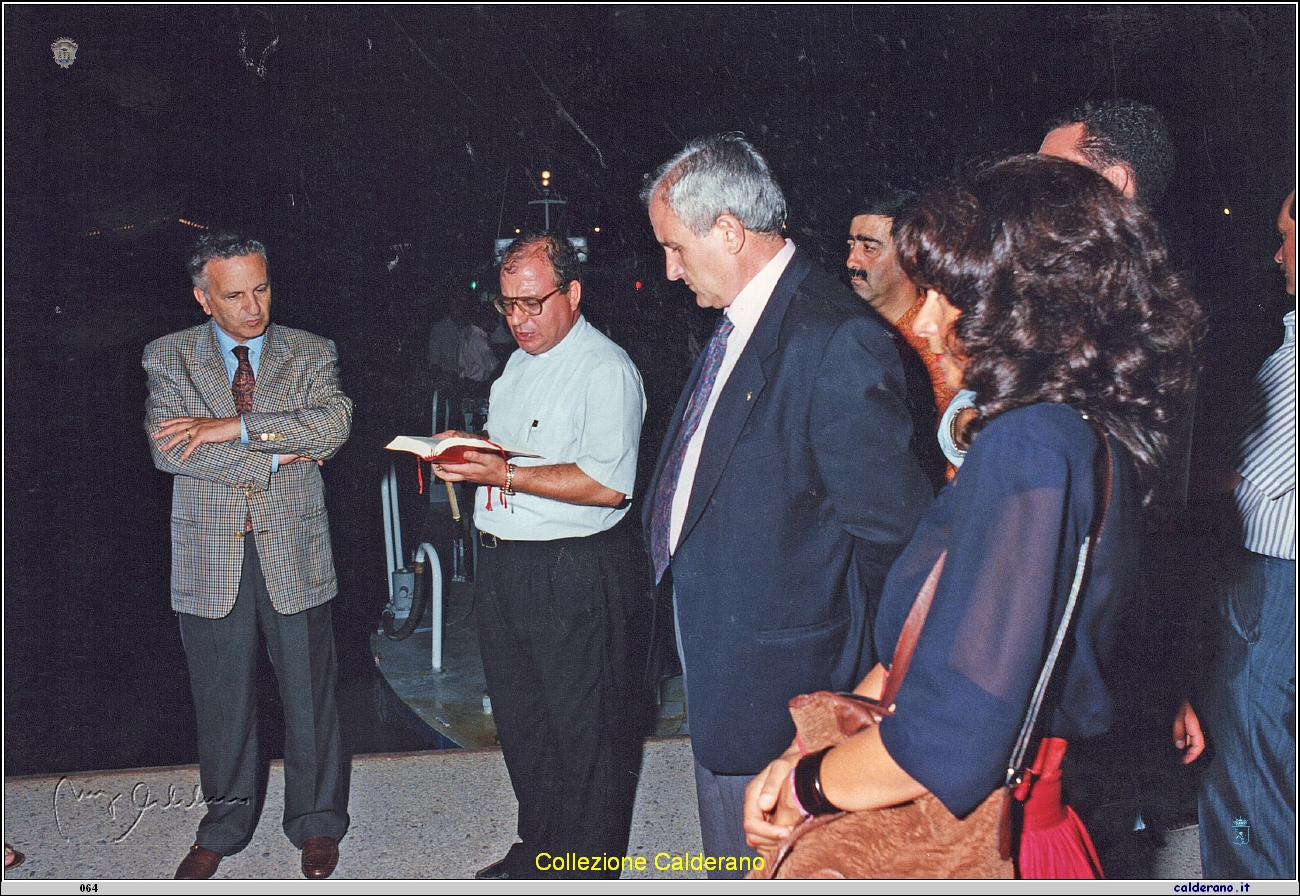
[847,187,953,487]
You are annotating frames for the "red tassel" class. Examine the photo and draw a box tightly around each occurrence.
[416,454,439,495]
[1016,737,1104,879]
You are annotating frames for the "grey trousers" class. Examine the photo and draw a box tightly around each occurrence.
[178,533,350,853]
[674,594,762,879]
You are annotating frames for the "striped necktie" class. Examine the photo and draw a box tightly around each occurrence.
[650,315,734,583]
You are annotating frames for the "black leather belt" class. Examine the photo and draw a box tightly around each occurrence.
[479,522,626,551]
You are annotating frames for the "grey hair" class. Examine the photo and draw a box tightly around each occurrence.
[187,233,268,294]
[641,133,786,237]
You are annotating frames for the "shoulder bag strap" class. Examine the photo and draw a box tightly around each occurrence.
[1004,417,1114,785]
[877,550,947,710]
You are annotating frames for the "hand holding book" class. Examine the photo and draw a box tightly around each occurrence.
[385,433,541,465]
[387,431,540,507]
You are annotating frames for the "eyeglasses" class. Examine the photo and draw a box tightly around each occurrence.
[493,286,564,317]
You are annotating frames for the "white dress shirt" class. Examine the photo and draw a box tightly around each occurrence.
[669,239,796,552]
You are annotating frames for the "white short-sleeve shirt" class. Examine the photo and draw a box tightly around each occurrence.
[474,315,646,541]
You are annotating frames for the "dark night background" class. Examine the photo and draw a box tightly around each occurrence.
[3,4,1296,866]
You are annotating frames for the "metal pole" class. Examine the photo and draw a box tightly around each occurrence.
[413,542,444,672]
[381,474,396,599]
[388,462,404,569]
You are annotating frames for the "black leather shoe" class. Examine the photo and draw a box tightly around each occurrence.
[475,856,511,880]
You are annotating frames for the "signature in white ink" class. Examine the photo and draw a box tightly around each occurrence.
[53,777,242,844]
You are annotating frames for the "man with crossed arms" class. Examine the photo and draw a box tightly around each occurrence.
[144,233,351,880]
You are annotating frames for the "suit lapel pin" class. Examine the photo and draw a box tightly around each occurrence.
[746,391,752,401]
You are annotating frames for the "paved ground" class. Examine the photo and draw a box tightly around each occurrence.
[2,737,706,882]
[4,570,1215,886]
[2,577,1209,885]
[4,734,1208,884]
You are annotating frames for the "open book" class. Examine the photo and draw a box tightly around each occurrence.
[384,435,542,464]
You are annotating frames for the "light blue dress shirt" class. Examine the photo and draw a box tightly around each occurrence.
[213,323,279,472]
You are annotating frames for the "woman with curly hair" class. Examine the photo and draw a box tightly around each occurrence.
[742,154,1203,875]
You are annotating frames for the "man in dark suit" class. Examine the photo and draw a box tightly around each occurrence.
[642,135,930,875]
[144,233,352,880]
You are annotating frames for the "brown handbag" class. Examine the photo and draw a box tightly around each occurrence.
[753,421,1114,880]
[758,783,1010,879]
[753,552,1014,880]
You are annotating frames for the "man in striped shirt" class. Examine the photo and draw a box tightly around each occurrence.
[1174,189,1296,878]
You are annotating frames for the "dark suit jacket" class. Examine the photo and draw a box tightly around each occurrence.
[644,250,930,774]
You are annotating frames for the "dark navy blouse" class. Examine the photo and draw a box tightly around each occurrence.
[875,403,1140,817]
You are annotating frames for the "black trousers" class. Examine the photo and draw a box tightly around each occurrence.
[178,533,350,854]
[475,524,643,879]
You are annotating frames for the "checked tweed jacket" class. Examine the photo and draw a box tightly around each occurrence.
[144,320,353,618]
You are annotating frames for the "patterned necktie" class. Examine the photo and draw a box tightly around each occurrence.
[232,345,256,532]
[650,315,734,583]
[232,345,255,413]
